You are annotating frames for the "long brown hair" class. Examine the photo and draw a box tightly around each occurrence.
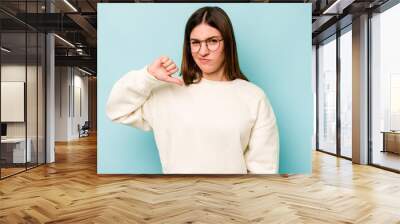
[180,6,248,85]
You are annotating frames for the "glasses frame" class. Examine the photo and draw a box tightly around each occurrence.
[190,37,224,53]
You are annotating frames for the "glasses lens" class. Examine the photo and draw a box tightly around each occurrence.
[207,39,220,51]
[191,41,200,52]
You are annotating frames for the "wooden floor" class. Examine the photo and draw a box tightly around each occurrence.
[1,134,400,223]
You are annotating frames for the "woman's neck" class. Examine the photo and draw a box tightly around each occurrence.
[202,65,227,81]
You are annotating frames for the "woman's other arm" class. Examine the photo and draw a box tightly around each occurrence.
[244,93,280,174]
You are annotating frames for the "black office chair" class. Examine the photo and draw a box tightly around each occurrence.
[78,121,90,138]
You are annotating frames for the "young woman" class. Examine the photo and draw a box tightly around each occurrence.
[106,6,279,174]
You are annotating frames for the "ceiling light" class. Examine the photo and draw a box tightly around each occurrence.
[78,67,92,76]
[63,0,78,12]
[1,47,11,53]
[54,34,75,48]
[322,0,355,15]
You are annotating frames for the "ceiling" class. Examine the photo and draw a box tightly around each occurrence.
[0,0,393,75]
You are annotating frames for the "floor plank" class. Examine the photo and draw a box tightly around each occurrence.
[0,134,399,223]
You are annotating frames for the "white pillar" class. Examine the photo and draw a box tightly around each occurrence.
[352,14,369,164]
[46,1,55,163]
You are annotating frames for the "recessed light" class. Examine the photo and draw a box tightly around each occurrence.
[63,0,78,12]
[78,67,92,76]
[54,34,75,48]
[1,47,11,53]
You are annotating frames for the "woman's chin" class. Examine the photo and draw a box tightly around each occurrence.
[198,66,216,74]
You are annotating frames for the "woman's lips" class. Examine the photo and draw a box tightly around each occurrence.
[199,58,211,64]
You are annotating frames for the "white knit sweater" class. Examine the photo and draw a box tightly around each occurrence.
[106,65,279,174]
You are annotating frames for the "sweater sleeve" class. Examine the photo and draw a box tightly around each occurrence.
[244,93,280,174]
[105,65,167,131]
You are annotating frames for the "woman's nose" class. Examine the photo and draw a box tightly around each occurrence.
[198,43,209,56]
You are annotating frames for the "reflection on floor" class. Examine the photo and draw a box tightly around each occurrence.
[0,163,41,178]
[341,147,352,158]
[373,150,400,171]
[0,167,25,177]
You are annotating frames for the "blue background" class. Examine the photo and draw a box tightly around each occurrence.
[98,3,312,174]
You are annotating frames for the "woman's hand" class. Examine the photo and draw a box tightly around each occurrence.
[147,56,184,86]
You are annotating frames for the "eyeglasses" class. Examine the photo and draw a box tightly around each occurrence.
[190,37,224,53]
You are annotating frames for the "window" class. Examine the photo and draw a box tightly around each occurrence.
[340,28,352,158]
[317,36,337,154]
[371,2,400,171]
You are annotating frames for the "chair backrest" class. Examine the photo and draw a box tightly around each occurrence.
[82,121,90,129]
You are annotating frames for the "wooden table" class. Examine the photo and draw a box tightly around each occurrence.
[381,131,400,154]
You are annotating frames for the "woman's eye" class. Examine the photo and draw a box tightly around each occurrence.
[208,39,219,44]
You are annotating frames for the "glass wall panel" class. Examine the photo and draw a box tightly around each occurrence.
[27,30,38,169]
[318,36,337,154]
[371,3,400,171]
[26,0,41,169]
[1,30,28,177]
[38,32,45,165]
[339,29,352,158]
[0,1,46,179]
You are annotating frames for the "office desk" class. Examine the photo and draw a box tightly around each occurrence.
[381,131,400,154]
[1,138,32,163]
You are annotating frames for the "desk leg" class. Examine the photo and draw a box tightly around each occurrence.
[382,133,386,153]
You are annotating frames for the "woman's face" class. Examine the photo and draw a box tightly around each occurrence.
[190,23,225,75]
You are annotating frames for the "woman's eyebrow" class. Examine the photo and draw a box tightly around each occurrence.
[190,36,220,41]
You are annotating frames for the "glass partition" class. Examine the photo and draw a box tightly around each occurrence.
[339,28,352,158]
[0,1,46,179]
[1,31,28,178]
[317,35,337,155]
[371,3,400,171]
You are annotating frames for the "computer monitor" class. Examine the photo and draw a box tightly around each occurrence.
[1,123,7,137]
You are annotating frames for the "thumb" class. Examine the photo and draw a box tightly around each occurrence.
[165,76,184,86]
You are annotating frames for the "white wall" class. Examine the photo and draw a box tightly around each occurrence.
[55,66,69,141]
[1,65,26,137]
[54,66,89,141]
[71,72,89,139]
[1,65,41,137]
